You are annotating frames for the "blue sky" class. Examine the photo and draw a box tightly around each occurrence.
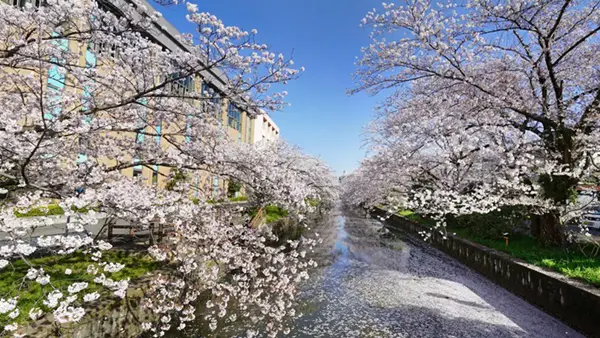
[150,0,384,175]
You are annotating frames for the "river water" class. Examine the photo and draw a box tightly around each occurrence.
[180,207,583,337]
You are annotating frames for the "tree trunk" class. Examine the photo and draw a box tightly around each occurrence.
[531,211,565,246]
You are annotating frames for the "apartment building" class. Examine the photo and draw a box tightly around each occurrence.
[253,113,280,144]
[2,0,258,199]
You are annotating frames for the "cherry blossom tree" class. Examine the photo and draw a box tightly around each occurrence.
[0,0,335,336]
[351,0,600,244]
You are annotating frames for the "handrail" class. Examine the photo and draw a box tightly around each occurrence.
[249,207,266,229]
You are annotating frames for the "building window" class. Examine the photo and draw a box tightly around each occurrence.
[227,103,241,131]
[44,33,67,121]
[201,82,210,96]
[133,161,143,177]
[212,176,219,197]
[247,120,252,143]
[185,114,192,143]
[2,0,42,7]
[152,165,159,185]
[164,73,194,96]
[155,124,161,145]
[88,41,120,59]
[135,100,147,145]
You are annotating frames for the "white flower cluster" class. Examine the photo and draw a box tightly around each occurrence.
[349,0,600,242]
[0,0,336,335]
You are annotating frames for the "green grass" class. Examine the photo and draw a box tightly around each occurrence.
[306,198,320,207]
[265,205,288,224]
[14,204,65,218]
[229,196,249,202]
[397,210,436,226]
[248,205,289,224]
[0,250,159,325]
[450,228,600,286]
[396,209,600,287]
[13,204,100,218]
[191,197,247,205]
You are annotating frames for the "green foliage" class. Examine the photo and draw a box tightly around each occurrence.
[245,205,289,224]
[538,173,579,203]
[191,196,247,205]
[265,205,288,224]
[229,196,248,202]
[397,210,435,226]
[447,206,528,239]
[227,180,242,198]
[0,250,159,324]
[449,229,600,287]
[14,204,65,218]
[13,204,101,218]
[165,169,187,191]
[306,198,320,207]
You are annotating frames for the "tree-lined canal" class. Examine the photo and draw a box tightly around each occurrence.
[181,207,581,337]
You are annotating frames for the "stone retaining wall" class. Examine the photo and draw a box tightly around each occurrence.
[371,208,600,338]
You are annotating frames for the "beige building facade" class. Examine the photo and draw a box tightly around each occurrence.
[2,0,261,200]
[253,114,280,144]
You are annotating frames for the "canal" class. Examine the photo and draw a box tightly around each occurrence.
[179,206,583,337]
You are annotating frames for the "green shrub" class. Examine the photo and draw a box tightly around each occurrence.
[14,203,102,218]
[165,169,187,191]
[14,204,65,218]
[306,198,320,207]
[227,180,243,198]
[448,206,528,239]
[229,196,248,202]
[265,205,288,224]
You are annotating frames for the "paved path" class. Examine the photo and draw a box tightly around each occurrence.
[0,202,251,244]
[290,207,582,338]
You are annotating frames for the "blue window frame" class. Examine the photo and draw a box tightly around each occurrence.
[212,176,219,197]
[227,103,241,131]
[133,159,142,177]
[166,73,194,96]
[135,99,147,144]
[155,124,161,145]
[185,114,192,143]
[45,33,68,121]
[152,165,159,185]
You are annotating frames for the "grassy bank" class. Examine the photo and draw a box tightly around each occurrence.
[0,250,159,324]
[12,204,99,218]
[397,209,600,287]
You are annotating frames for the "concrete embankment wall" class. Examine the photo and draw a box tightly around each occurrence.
[371,208,600,338]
